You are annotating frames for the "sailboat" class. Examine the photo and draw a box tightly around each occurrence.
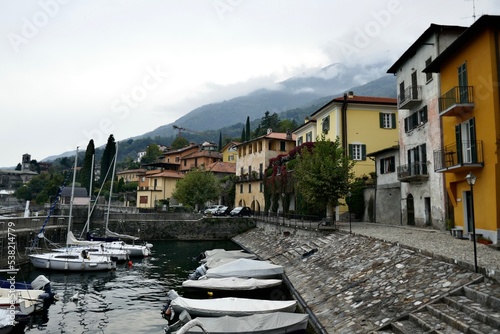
[28,147,117,272]
[84,142,152,257]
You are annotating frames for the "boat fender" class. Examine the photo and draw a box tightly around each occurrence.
[127,260,133,268]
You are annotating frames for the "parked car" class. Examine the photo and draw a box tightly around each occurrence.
[204,205,225,215]
[214,206,230,216]
[229,206,253,217]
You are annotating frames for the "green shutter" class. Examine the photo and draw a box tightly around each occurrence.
[379,113,384,128]
[348,144,353,159]
[379,160,384,174]
[362,145,366,160]
[391,113,396,128]
[390,156,395,172]
[455,124,462,164]
[469,117,477,162]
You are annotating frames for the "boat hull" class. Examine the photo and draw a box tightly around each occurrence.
[28,253,116,271]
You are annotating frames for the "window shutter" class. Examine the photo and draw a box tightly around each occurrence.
[391,113,396,128]
[404,117,409,133]
[379,160,384,174]
[361,144,366,160]
[469,117,477,162]
[390,156,395,172]
[348,144,353,159]
[455,124,462,164]
[379,113,384,128]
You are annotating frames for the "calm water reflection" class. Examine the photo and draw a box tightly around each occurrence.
[20,240,241,334]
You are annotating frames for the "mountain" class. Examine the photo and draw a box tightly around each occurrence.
[43,65,396,163]
[140,63,395,140]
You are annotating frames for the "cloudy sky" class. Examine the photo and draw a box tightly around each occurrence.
[1,0,498,168]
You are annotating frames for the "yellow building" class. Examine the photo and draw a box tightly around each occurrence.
[220,141,240,163]
[136,170,184,208]
[424,15,500,244]
[117,168,146,184]
[296,93,398,178]
[235,131,296,212]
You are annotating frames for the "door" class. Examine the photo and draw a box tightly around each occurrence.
[424,197,431,226]
[411,71,418,99]
[458,63,468,103]
[407,194,415,226]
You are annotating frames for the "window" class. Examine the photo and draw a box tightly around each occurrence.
[458,62,469,103]
[228,155,234,161]
[139,196,148,204]
[380,156,395,174]
[322,116,330,133]
[297,136,303,146]
[380,113,396,129]
[404,105,428,133]
[260,182,264,192]
[248,184,252,193]
[425,57,433,82]
[240,184,243,193]
[407,144,427,176]
[306,131,313,142]
[399,81,405,104]
[349,144,366,161]
[279,141,286,151]
[456,117,477,164]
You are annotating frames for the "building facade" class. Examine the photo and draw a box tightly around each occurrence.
[425,15,500,243]
[235,130,296,212]
[387,24,467,228]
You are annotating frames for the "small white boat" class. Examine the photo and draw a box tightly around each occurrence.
[182,277,282,292]
[200,250,257,264]
[165,311,309,334]
[205,259,284,279]
[28,252,117,271]
[0,288,45,316]
[166,290,296,317]
[54,243,130,262]
[104,240,152,257]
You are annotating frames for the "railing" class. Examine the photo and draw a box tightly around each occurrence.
[253,211,335,230]
[397,162,428,181]
[439,86,474,113]
[433,140,483,171]
[398,85,422,109]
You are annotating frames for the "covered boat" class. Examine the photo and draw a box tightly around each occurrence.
[200,250,257,263]
[205,259,284,279]
[182,277,282,292]
[165,311,309,334]
[166,290,296,317]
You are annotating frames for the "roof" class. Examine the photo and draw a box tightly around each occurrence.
[61,187,88,197]
[221,141,241,151]
[387,24,467,74]
[292,119,317,133]
[184,150,223,159]
[237,131,296,147]
[424,15,500,73]
[367,145,400,157]
[116,168,146,175]
[146,170,184,179]
[310,94,397,118]
[207,161,236,174]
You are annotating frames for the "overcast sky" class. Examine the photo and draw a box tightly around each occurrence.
[1,0,499,168]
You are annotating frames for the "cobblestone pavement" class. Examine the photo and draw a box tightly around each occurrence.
[233,221,500,333]
[336,222,500,282]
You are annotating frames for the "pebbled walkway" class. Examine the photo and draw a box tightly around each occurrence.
[232,221,500,333]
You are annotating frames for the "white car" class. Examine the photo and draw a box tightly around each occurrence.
[204,205,225,215]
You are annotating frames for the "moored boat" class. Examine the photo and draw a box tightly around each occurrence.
[165,290,296,317]
[28,252,116,271]
[182,277,282,292]
[204,258,284,279]
[165,311,309,334]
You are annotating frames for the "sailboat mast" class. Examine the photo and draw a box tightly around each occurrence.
[105,142,118,234]
[86,154,95,233]
[67,147,79,235]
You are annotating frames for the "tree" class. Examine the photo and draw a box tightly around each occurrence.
[254,111,281,137]
[245,116,251,141]
[218,131,222,152]
[100,134,116,185]
[80,139,95,194]
[171,136,189,150]
[141,144,162,164]
[293,136,355,224]
[172,169,221,211]
[240,127,246,142]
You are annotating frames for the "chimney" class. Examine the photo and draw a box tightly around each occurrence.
[348,91,354,98]
[286,129,292,140]
[267,128,272,135]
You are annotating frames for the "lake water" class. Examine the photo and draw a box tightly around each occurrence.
[15,240,242,334]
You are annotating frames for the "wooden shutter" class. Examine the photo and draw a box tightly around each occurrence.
[361,145,366,160]
[391,114,396,129]
[455,124,462,164]
[469,117,477,162]
[379,113,384,128]
[390,156,395,172]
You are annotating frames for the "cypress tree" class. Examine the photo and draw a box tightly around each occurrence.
[100,134,116,185]
[80,139,95,194]
[245,116,251,141]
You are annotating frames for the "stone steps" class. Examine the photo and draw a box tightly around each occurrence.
[375,281,500,333]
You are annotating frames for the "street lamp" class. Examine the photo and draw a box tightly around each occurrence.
[465,172,478,273]
[347,191,352,234]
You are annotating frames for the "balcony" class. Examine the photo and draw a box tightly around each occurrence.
[397,162,428,182]
[439,86,474,117]
[434,141,483,172]
[398,85,422,109]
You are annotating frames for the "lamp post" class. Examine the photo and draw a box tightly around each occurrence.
[465,172,478,273]
[347,191,352,234]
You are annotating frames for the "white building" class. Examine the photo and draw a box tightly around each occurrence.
[387,24,466,228]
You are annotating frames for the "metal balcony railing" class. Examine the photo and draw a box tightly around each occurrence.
[398,85,422,109]
[439,86,474,116]
[434,140,483,172]
[397,162,428,182]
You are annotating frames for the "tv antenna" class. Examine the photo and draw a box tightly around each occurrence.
[465,0,477,21]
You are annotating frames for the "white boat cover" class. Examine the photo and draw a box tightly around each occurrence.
[105,228,139,241]
[30,275,50,290]
[168,290,296,317]
[201,250,257,263]
[182,277,282,291]
[66,231,101,246]
[205,259,284,279]
[0,309,14,328]
[173,312,309,334]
